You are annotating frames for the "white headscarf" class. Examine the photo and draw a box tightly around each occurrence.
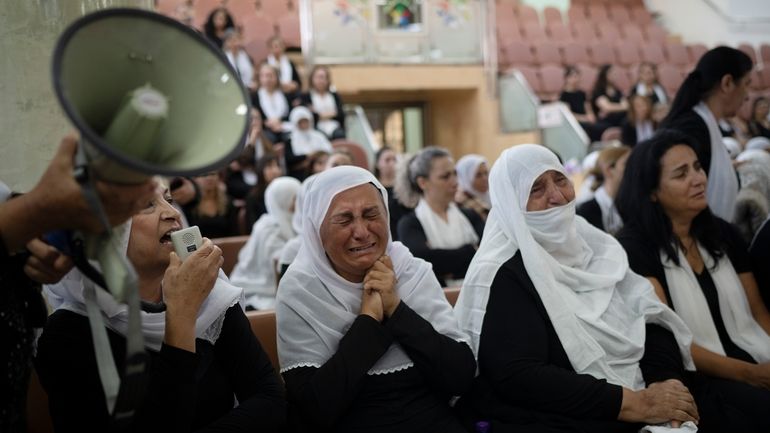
[722,137,742,159]
[455,144,693,391]
[746,136,770,152]
[225,49,254,88]
[289,106,333,156]
[276,166,468,375]
[456,154,491,208]
[45,221,243,352]
[693,102,739,221]
[593,186,624,235]
[230,177,301,310]
[279,174,318,270]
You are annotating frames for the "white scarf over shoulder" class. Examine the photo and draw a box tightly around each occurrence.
[693,102,739,221]
[45,221,243,352]
[455,144,693,391]
[276,166,469,375]
[230,177,301,310]
[267,53,293,85]
[415,199,478,250]
[456,154,491,208]
[279,174,318,269]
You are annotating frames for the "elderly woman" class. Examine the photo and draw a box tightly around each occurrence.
[455,154,491,221]
[285,106,333,180]
[231,176,301,310]
[36,182,285,432]
[394,147,484,286]
[276,166,475,432]
[616,130,770,432]
[455,144,698,433]
[277,175,317,278]
[577,145,631,235]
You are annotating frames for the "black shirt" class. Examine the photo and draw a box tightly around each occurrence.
[282,301,475,433]
[749,218,770,310]
[463,252,684,433]
[385,186,410,242]
[617,219,755,363]
[396,208,485,286]
[577,198,605,232]
[560,90,588,115]
[35,306,286,432]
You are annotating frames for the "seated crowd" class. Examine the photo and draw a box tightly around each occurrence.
[14,38,770,433]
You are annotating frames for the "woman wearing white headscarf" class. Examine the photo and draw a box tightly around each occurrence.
[277,174,317,278]
[394,147,484,287]
[455,154,491,221]
[276,165,475,433]
[734,149,770,242]
[231,176,301,310]
[284,106,333,180]
[455,144,698,432]
[36,183,285,432]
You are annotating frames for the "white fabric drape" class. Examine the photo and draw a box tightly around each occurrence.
[276,166,468,375]
[693,102,739,221]
[455,154,491,208]
[267,54,293,84]
[593,186,624,235]
[414,199,479,249]
[661,243,770,362]
[258,88,289,121]
[288,106,332,156]
[225,50,254,87]
[455,144,694,391]
[635,120,654,143]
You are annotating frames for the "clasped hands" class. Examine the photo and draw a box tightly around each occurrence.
[359,255,399,323]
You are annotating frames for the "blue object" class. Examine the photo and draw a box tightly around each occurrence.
[43,230,74,256]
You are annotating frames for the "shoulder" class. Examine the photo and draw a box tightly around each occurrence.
[577,197,601,214]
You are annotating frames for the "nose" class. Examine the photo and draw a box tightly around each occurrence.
[159,200,182,223]
[545,182,568,206]
[350,218,369,240]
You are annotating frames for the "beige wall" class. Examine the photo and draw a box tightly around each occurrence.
[329,64,539,163]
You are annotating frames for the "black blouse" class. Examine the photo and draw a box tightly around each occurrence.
[282,301,475,433]
[577,198,605,232]
[35,306,286,432]
[560,90,588,115]
[749,219,770,310]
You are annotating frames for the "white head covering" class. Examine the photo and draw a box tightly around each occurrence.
[280,174,318,270]
[289,106,333,156]
[455,154,491,208]
[276,166,468,375]
[455,144,693,390]
[722,137,742,159]
[576,150,600,205]
[230,177,301,309]
[746,136,770,152]
[45,221,242,351]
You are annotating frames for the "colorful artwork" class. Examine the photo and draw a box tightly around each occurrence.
[333,0,369,25]
[378,0,421,30]
[435,0,471,28]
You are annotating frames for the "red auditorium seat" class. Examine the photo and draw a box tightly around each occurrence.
[517,65,542,94]
[749,69,765,91]
[277,14,301,48]
[590,42,617,66]
[156,0,184,16]
[687,43,708,64]
[523,22,548,41]
[547,22,573,42]
[503,40,536,65]
[640,43,665,64]
[630,7,653,25]
[587,3,609,22]
[658,64,685,96]
[609,4,631,24]
[572,21,598,42]
[563,41,590,65]
[497,20,522,43]
[540,64,566,99]
[517,5,540,22]
[596,23,620,43]
[622,26,645,44]
[664,42,690,67]
[567,7,588,23]
[644,25,667,44]
[228,0,257,20]
[609,66,632,94]
[738,43,758,64]
[256,0,292,20]
[534,41,563,65]
[544,7,563,26]
[576,64,599,93]
[213,235,250,276]
[761,44,770,64]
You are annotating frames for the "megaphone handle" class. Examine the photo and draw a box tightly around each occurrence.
[73,140,111,233]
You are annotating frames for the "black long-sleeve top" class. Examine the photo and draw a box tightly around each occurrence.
[396,208,485,286]
[464,252,685,432]
[282,301,475,433]
[35,306,286,433]
[577,198,605,232]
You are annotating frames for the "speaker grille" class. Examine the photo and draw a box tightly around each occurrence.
[182,232,195,245]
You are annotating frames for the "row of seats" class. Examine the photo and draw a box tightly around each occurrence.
[497,2,651,27]
[498,20,667,45]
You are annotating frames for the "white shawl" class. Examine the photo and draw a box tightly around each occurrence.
[594,186,624,235]
[279,174,318,270]
[45,221,243,352]
[289,106,333,156]
[661,243,770,362]
[456,154,491,208]
[230,177,301,310]
[257,87,289,121]
[455,144,694,391]
[225,49,254,87]
[276,166,468,375]
[267,54,293,84]
[693,102,739,222]
[310,90,341,137]
[414,199,479,249]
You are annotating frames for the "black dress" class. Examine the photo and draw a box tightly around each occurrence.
[184,201,240,239]
[748,120,770,139]
[576,198,605,232]
[617,220,770,433]
[591,87,627,127]
[397,208,485,286]
[384,186,410,242]
[282,302,476,433]
[560,90,601,142]
[749,218,770,309]
[251,90,292,144]
[35,306,286,432]
[460,252,684,433]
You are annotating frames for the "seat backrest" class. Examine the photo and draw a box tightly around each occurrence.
[547,22,572,42]
[664,42,689,66]
[504,40,536,65]
[213,235,250,276]
[563,41,590,65]
[256,0,292,20]
[622,25,645,43]
[576,63,599,93]
[596,23,620,43]
[687,43,708,65]
[497,15,522,43]
[534,41,563,65]
[543,7,562,25]
[644,25,667,44]
[517,65,542,94]
[640,43,665,64]
[630,6,653,25]
[761,44,770,64]
[609,66,632,94]
[587,3,609,21]
[738,43,758,65]
[614,41,641,67]
[540,64,566,95]
[522,22,547,41]
[517,5,540,23]
[571,21,597,42]
[246,310,279,370]
[609,4,631,23]
[331,140,370,170]
[567,7,588,23]
[658,64,685,96]
[589,42,616,66]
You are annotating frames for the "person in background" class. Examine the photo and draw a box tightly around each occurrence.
[454,154,491,221]
[266,36,301,102]
[253,63,291,147]
[245,153,284,229]
[37,181,286,432]
[185,171,238,238]
[304,150,330,179]
[629,62,668,106]
[734,149,770,242]
[203,7,235,49]
[277,174,317,278]
[284,106,332,180]
[560,65,600,141]
[591,64,629,129]
[748,96,770,139]
[300,65,346,139]
[1,135,156,433]
[661,46,753,222]
[750,216,770,310]
[577,145,631,235]
[373,146,409,241]
[621,95,656,147]
[245,108,276,164]
[222,28,256,91]
[455,144,697,433]
[325,148,353,169]
[395,147,484,287]
[276,166,475,433]
[575,150,601,205]
[225,145,258,202]
[616,129,770,433]
[231,177,300,310]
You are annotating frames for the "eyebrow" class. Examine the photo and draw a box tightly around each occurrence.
[670,163,689,173]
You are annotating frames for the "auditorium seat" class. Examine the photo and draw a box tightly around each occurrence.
[664,42,690,67]
[277,14,301,48]
[567,7,588,23]
[547,22,573,42]
[587,3,609,22]
[687,43,708,64]
[522,22,548,41]
[497,16,522,42]
[630,7,653,25]
[517,5,540,23]
[761,44,770,65]
[576,64,598,93]
[332,140,370,170]
[571,21,598,42]
[589,42,616,66]
[517,65,542,94]
[750,69,765,92]
[543,7,563,26]
[644,25,667,44]
[242,13,277,48]
[246,310,279,370]
[609,4,631,23]
[503,40,536,65]
[762,69,770,91]
[193,0,224,29]
[622,26,645,44]
[256,0,292,20]
[658,64,685,96]
[563,41,590,65]
[738,43,758,65]
[640,43,665,64]
[540,64,566,99]
[213,235,250,276]
[227,0,257,20]
[534,41,563,65]
[596,23,620,43]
